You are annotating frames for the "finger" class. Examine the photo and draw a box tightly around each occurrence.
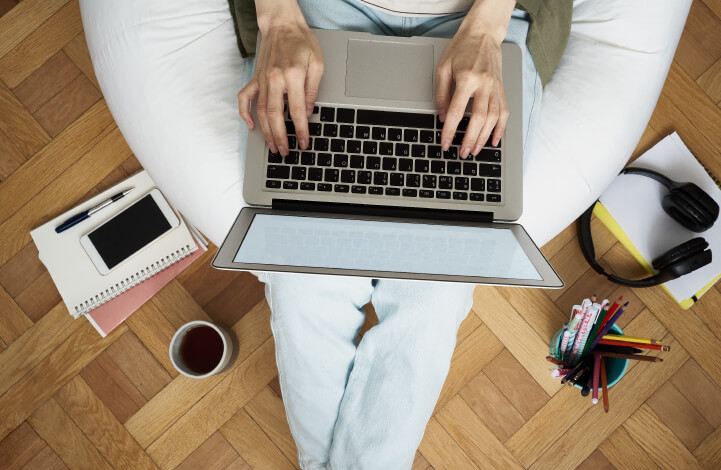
[441,82,475,151]
[460,92,489,159]
[267,69,289,155]
[435,64,452,123]
[491,92,509,147]
[256,81,278,154]
[473,93,499,156]
[305,56,323,117]
[238,78,259,129]
[286,68,309,150]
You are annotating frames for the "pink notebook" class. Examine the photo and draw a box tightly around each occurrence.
[86,243,207,337]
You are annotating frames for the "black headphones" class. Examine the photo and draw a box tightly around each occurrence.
[578,167,719,288]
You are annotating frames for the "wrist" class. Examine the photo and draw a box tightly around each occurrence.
[256,0,305,33]
[460,0,515,43]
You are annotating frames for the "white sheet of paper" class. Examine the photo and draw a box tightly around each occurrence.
[599,132,721,301]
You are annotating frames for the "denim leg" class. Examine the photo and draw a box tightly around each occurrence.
[328,279,475,469]
[260,272,374,469]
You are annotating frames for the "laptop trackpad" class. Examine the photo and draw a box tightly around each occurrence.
[345,39,434,102]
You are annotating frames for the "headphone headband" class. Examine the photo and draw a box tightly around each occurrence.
[620,167,675,189]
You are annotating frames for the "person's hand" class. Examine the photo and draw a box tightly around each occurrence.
[237,1,323,156]
[435,0,515,159]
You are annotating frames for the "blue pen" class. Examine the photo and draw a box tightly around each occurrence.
[55,188,135,233]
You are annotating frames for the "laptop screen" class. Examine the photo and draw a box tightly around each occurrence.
[232,213,542,280]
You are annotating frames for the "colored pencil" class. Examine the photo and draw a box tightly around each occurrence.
[551,368,573,378]
[602,334,660,345]
[586,302,629,352]
[600,357,609,413]
[595,351,663,363]
[546,356,569,366]
[598,296,622,331]
[598,339,670,351]
[562,360,588,385]
[582,300,610,356]
[592,353,601,404]
[593,344,644,355]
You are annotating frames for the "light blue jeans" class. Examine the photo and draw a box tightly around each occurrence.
[249,2,541,469]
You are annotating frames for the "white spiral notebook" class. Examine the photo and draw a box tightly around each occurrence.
[31,170,202,318]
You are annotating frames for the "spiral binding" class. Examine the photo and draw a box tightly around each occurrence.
[702,164,721,188]
[73,244,194,317]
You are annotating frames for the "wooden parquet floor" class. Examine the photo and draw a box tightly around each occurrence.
[2,1,721,469]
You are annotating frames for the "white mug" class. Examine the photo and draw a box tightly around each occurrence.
[169,320,233,379]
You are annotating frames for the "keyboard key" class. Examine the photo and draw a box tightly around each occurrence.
[399,158,413,172]
[340,125,354,138]
[385,187,400,196]
[487,194,501,202]
[308,122,322,136]
[333,154,348,167]
[470,192,485,201]
[283,181,298,190]
[336,108,355,123]
[457,116,470,131]
[320,107,335,122]
[436,130,442,144]
[358,171,372,184]
[487,179,501,192]
[341,169,355,183]
[334,184,350,193]
[312,106,319,114]
[366,156,381,169]
[372,127,387,140]
[486,136,501,148]
[268,151,282,163]
[403,129,418,142]
[309,167,323,181]
[403,188,418,197]
[324,168,339,182]
[463,162,477,176]
[323,124,338,137]
[382,157,397,171]
[314,138,329,151]
[406,174,421,187]
[431,161,445,174]
[350,155,364,169]
[455,177,469,191]
[379,142,394,155]
[288,136,297,149]
[436,190,451,199]
[415,160,429,173]
[285,120,295,135]
[471,178,485,191]
[373,171,388,185]
[363,141,377,155]
[388,128,403,141]
[443,147,458,159]
[395,143,409,156]
[478,164,501,177]
[447,162,461,175]
[390,173,404,186]
[300,152,315,166]
[267,165,290,179]
[419,190,434,198]
[317,153,332,166]
[300,182,315,191]
[356,109,434,128]
[452,132,464,146]
[291,166,306,180]
[285,151,299,165]
[356,126,371,139]
[347,140,362,153]
[453,191,468,200]
[423,175,437,188]
[439,176,453,189]
[266,180,281,189]
[352,185,367,194]
[428,145,443,159]
[411,144,426,158]
[318,183,332,192]
[477,149,501,162]
[420,130,434,143]
[436,115,443,129]
[369,186,383,195]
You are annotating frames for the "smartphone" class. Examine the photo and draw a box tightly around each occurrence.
[80,189,180,275]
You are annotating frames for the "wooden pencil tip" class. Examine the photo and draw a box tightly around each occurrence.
[604,406,609,413]
[663,346,670,351]
[623,301,629,306]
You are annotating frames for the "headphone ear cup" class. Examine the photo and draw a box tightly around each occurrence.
[651,237,711,277]
[663,184,719,232]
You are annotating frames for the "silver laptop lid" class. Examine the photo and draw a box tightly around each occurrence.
[213,208,563,288]
[243,28,524,222]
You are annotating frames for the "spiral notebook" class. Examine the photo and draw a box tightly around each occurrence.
[31,170,204,318]
[596,132,721,308]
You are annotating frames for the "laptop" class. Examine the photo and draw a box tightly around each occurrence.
[213,29,563,288]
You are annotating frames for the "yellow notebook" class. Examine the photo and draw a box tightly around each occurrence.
[596,133,721,309]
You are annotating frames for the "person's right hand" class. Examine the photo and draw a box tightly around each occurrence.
[237,17,324,157]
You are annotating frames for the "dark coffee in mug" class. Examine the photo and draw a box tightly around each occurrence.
[179,325,224,374]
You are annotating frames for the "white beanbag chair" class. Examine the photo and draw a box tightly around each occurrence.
[79,0,691,248]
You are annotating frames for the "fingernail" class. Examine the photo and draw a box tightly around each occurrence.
[268,142,278,153]
[461,147,470,159]
[442,139,450,150]
[472,144,482,156]
[299,138,308,149]
[279,145,288,155]
[306,105,313,116]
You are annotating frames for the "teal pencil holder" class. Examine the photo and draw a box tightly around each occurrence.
[550,323,628,390]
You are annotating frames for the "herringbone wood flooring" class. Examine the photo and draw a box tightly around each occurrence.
[2,1,721,468]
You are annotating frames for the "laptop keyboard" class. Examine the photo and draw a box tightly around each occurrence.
[264,105,503,204]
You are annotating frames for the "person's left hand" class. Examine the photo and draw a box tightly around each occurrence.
[435,0,515,159]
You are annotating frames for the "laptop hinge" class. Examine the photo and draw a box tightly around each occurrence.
[272,199,494,223]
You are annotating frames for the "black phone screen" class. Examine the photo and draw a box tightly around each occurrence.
[88,194,173,270]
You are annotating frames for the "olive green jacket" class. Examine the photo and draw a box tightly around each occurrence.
[228,0,572,86]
